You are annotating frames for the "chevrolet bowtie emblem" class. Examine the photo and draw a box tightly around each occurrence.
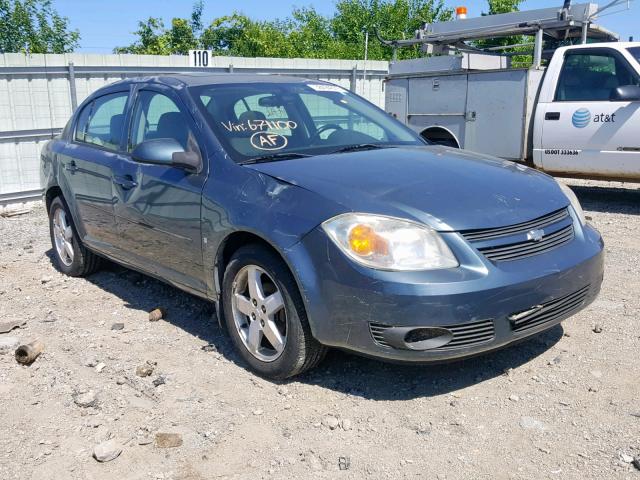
[527,229,544,242]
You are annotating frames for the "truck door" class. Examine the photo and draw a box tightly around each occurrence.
[538,47,640,178]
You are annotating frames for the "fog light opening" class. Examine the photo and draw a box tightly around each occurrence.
[402,327,453,350]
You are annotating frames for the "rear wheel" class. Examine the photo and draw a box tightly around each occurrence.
[222,244,326,379]
[48,197,101,276]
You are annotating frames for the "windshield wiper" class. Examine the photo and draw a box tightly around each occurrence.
[330,144,391,154]
[240,152,313,165]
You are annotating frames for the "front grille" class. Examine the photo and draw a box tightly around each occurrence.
[460,208,574,262]
[369,319,495,350]
[461,208,569,242]
[478,224,574,261]
[510,285,590,333]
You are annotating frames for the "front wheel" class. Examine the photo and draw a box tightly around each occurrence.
[48,196,101,276]
[222,245,326,379]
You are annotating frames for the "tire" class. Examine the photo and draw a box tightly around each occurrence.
[222,244,326,379]
[48,196,101,277]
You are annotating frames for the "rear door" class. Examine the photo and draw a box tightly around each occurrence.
[111,86,208,294]
[60,90,129,250]
[538,47,640,178]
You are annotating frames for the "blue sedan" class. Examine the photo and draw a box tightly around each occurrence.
[41,74,604,379]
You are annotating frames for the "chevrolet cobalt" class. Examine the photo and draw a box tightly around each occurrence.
[41,75,604,379]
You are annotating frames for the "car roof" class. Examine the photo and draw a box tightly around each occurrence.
[108,73,319,89]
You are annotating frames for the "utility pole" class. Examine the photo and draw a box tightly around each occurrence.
[362,31,369,96]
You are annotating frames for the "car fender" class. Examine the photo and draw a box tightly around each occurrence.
[201,165,348,303]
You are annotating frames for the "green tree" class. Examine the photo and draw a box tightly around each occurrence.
[116,0,452,60]
[330,0,452,60]
[114,17,168,55]
[0,0,79,53]
[476,0,526,50]
[115,2,203,55]
[484,0,523,15]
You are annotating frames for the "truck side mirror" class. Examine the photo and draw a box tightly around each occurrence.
[610,85,640,102]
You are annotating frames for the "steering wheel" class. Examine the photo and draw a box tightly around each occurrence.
[310,123,343,143]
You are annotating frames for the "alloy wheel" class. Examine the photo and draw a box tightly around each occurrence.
[231,265,287,362]
[53,208,74,266]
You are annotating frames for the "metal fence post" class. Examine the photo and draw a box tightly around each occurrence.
[350,66,357,93]
[68,62,78,112]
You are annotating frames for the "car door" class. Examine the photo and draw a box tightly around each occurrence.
[59,90,130,250]
[111,86,208,294]
[538,48,640,178]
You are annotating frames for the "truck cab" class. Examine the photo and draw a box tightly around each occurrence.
[533,42,640,180]
[383,2,640,182]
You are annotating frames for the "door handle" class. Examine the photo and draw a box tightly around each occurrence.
[64,161,78,173]
[113,176,138,190]
[545,112,560,121]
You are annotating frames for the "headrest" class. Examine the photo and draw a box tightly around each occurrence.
[109,114,124,145]
[239,110,267,124]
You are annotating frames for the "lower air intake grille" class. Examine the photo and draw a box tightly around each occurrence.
[369,323,392,348]
[369,319,495,350]
[510,285,591,333]
[442,319,495,349]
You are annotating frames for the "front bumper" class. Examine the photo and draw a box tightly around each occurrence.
[286,221,604,363]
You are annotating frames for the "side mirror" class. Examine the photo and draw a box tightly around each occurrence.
[610,85,640,102]
[172,151,201,171]
[131,138,201,172]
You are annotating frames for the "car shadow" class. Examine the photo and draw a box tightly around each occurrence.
[49,252,564,401]
[73,258,231,354]
[568,183,640,216]
[293,325,563,401]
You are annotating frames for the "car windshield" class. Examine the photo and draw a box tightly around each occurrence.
[628,47,640,65]
[191,81,425,163]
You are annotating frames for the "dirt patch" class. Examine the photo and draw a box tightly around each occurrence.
[1,179,639,479]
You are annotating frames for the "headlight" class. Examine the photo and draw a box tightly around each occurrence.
[321,213,458,271]
[557,181,587,225]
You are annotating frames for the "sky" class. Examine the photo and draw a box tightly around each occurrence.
[54,0,639,53]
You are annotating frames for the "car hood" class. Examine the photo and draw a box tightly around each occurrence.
[246,146,569,231]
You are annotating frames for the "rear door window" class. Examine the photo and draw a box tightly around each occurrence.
[75,92,128,150]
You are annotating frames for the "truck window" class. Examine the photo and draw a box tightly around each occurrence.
[555,51,640,102]
[628,47,640,65]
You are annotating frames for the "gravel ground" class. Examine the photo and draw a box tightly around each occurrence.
[0,179,639,480]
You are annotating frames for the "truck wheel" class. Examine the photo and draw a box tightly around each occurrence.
[222,244,327,379]
[48,197,101,276]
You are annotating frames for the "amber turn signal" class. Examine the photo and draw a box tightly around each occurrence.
[348,224,388,256]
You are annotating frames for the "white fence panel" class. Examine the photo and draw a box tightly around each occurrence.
[0,53,389,203]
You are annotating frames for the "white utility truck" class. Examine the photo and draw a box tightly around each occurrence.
[382,2,640,181]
